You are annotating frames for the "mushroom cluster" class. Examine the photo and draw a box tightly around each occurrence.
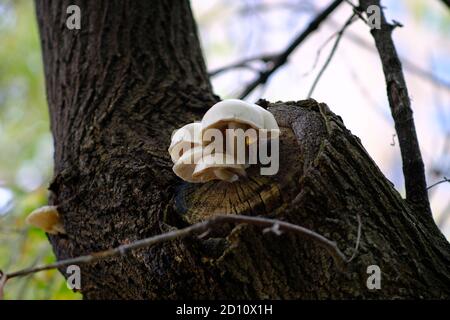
[169,99,279,183]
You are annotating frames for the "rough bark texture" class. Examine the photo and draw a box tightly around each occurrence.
[35,0,450,299]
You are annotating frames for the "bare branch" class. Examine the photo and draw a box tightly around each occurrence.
[307,14,356,98]
[343,0,369,24]
[0,214,362,297]
[438,0,450,9]
[427,177,450,190]
[212,28,450,91]
[359,0,431,213]
[336,24,450,91]
[238,0,344,99]
[208,54,277,77]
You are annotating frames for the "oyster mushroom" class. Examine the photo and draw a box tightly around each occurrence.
[202,99,279,146]
[168,122,202,163]
[170,99,280,183]
[172,146,204,182]
[25,205,65,235]
[201,99,265,134]
[192,152,247,183]
[173,146,246,183]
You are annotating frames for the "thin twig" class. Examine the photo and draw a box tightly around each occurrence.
[238,0,344,99]
[0,214,360,297]
[208,54,277,77]
[335,24,450,91]
[359,0,431,214]
[307,14,356,98]
[210,25,450,91]
[300,16,357,78]
[427,177,450,190]
[344,0,368,24]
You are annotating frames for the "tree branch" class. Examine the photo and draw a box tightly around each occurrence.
[427,177,450,190]
[359,0,431,214]
[211,27,450,91]
[340,27,450,90]
[307,14,356,98]
[438,0,450,9]
[0,214,361,298]
[208,54,277,77]
[238,0,344,99]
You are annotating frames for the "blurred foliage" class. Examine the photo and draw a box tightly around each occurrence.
[0,0,80,300]
[407,0,450,34]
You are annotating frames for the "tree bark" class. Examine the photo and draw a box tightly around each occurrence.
[35,0,450,299]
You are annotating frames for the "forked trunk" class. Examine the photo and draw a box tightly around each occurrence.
[35,0,450,299]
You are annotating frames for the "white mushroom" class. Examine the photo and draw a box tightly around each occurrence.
[25,205,65,235]
[169,99,280,183]
[168,122,202,163]
[173,146,246,183]
[192,152,246,183]
[172,146,204,182]
[201,99,265,134]
[202,100,260,160]
[202,99,279,144]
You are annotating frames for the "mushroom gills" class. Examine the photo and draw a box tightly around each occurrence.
[192,153,246,183]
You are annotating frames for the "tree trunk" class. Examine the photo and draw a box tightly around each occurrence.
[35,0,450,299]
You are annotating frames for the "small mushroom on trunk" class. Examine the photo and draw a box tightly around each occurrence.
[25,205,65,235]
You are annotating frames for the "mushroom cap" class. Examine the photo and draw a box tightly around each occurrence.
[172,146,205,182]
[201,99,265,133]
[25,205,65,235]
[168,122,202,163]
[192,152,246,183]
